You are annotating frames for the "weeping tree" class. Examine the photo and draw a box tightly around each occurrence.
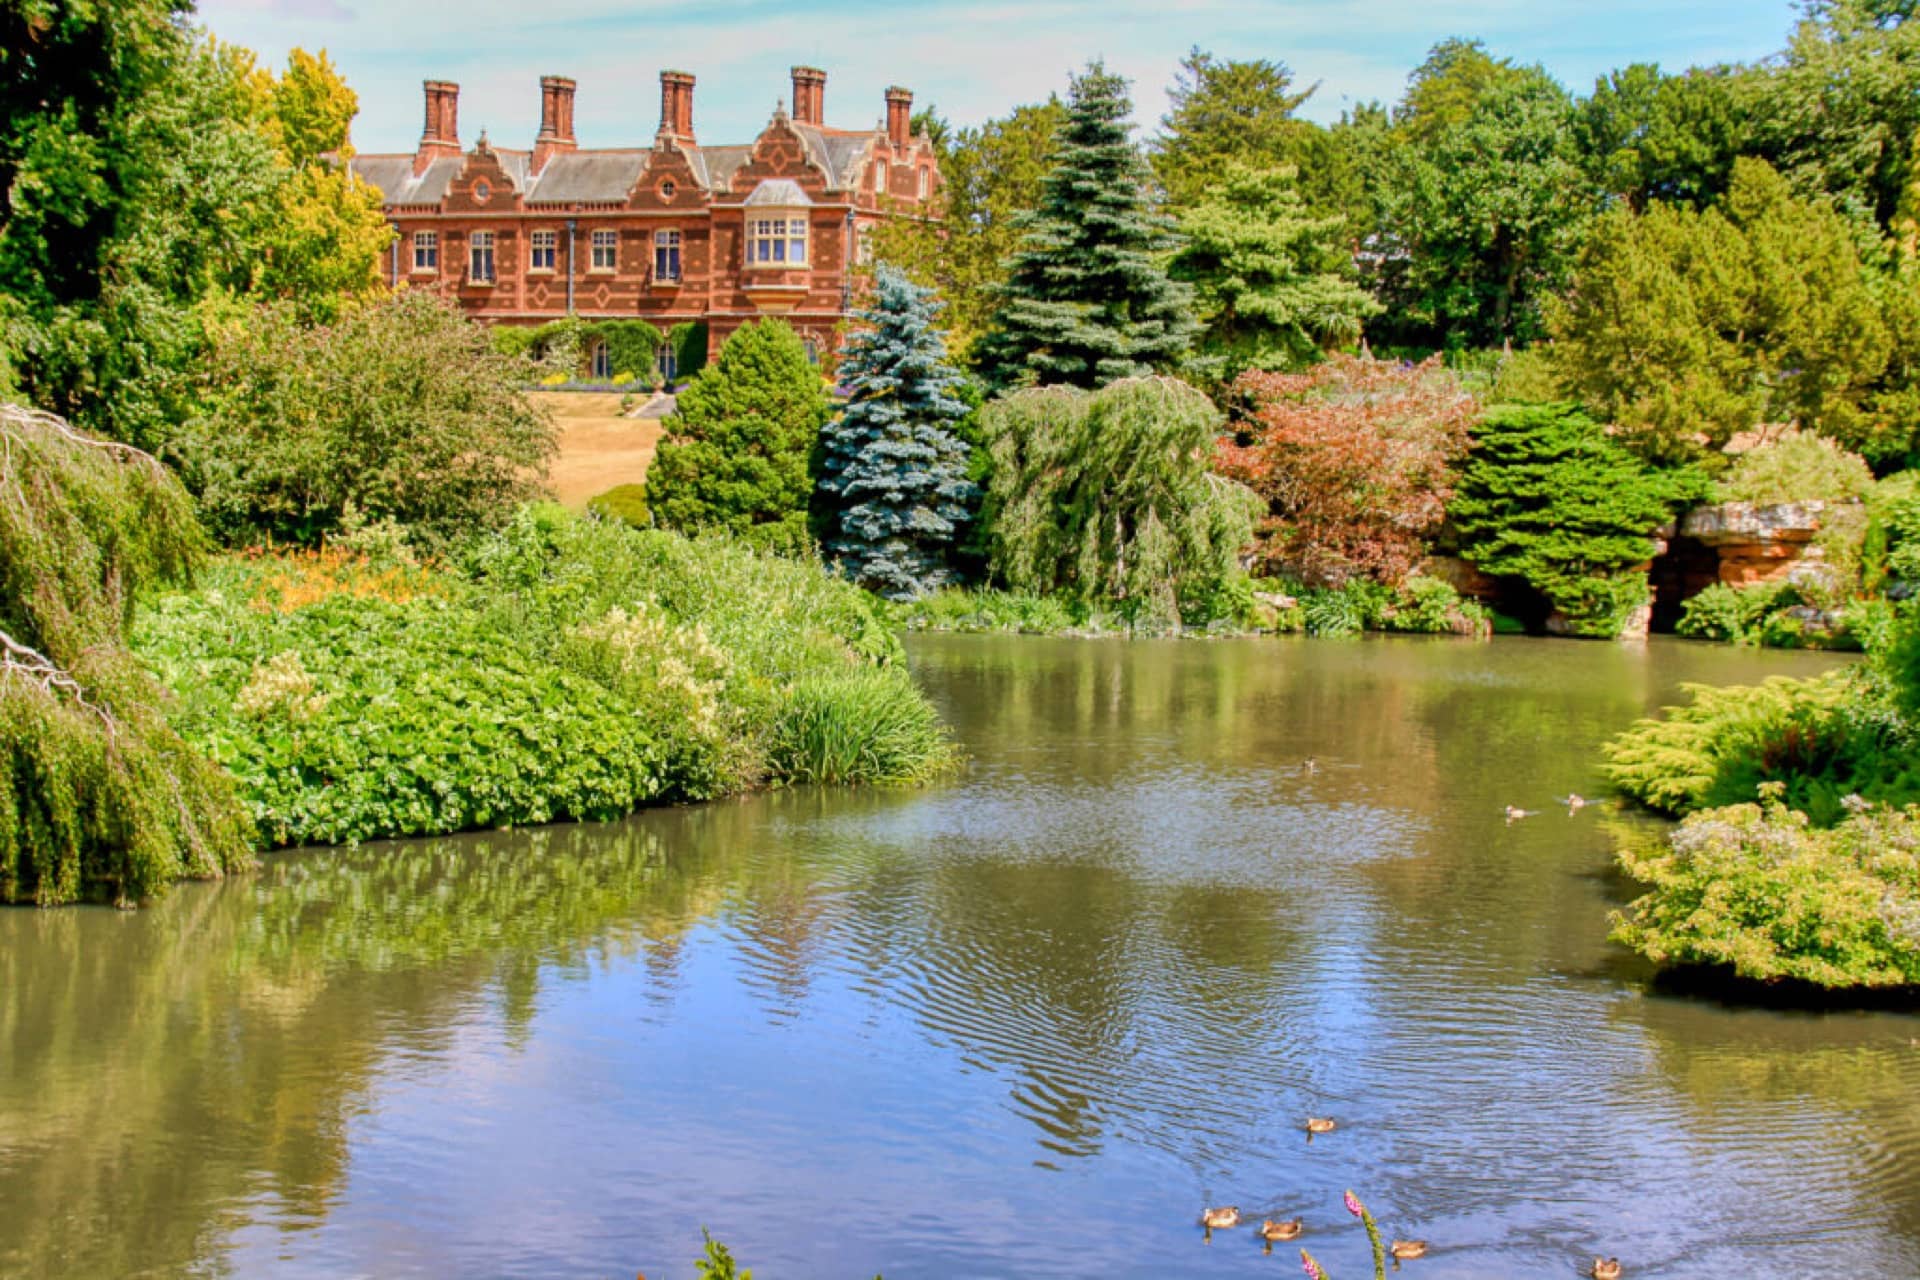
[815,267,977,599]
[980,377,1259,625]
[0,405,254,905]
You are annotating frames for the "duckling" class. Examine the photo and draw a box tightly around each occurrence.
[1504,805,1534,822]
[1389,1239,1428,1268]
[1200,1206,1242,1231]
[1304,1117,1336,1137]
[1564,793,1589,812]
[1589,1260,1622,1280]
[1258,1217,1303,1242]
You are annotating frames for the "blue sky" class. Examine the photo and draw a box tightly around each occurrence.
[196,0,1802,156]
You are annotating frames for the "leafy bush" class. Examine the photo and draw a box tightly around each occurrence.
[586,484,651,529]
[645,319,832,555]
[770,667,958,786]
[1300,580,1389,636]
[183,292,556,550]
[1676,580,1802,644]
[1450,402,1697,636]
[898,589,1085,635]
[1612,794,1920,989]
[1715,429,1875,504]
[980,376,1260,626]
[1384,575,1491,636]
[1220,356,1477,585]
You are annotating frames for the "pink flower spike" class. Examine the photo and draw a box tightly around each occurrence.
[1301,1250,1326,1280]
[1344,1189,1364,1217]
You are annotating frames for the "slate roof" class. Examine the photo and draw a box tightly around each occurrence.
[524,150,649,204]
[743,178,813,207]
[350,154,463,206]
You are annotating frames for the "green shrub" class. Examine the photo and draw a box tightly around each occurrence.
[586,484,651,529]
[770,667,958,786]
[183,292,557,551]
[1715,429,1875,505]
[1450,402,1697,636]
[137,579,664,847]
[1300,580,1388,636]
[1612,794,1920,989]
[1676,580,1801,644]
[1382,574,1491,636]
[899,588,1086,634]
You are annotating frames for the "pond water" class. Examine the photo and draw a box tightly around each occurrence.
[3,635,1915,1279]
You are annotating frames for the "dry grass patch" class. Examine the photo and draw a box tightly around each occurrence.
[530,392,666,508]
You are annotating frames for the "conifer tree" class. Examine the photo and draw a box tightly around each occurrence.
[645,319,832,554]
[815,268,977,599]
[978,62,1198,391]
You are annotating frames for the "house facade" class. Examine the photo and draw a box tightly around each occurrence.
[349,67,940,370]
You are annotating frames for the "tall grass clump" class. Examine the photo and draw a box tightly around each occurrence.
[771,667,958,786]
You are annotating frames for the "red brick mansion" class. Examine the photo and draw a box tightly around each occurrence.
[350,67,941,368]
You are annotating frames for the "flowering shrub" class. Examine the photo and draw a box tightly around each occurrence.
[1613,793,1920,988]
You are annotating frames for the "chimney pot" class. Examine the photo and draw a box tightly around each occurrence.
[659,70,696,140]
[534,75,578,172]
[417,79,461,175]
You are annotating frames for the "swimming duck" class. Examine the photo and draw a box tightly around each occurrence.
[1389,1239,1428,1267]
[1565,793,1589,812]
[1200,1206,1242,1231]
[1305,1117,1336,1136]
[1258,1218,1303,1241]
[1504,805,1533,822]
[1589,1260,1622,1280]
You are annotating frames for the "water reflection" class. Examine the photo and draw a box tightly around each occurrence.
[2,635,1913,1278]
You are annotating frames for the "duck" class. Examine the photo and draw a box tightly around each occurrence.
[1389,1239,1428,1267]
[1200,1206,1242,1231]
[1257,1217,1304,1242]
[1504,805,1533,822]
[1589,1260,1622,1280]
[1304,1117,1337,1136]
[1564,793,1589,812]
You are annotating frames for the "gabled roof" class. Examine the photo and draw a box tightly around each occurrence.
[689,144,752,193]
[525,150,650,204]
[792,125,876,191]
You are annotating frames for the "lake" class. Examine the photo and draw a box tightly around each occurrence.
[3,634,1913,1278]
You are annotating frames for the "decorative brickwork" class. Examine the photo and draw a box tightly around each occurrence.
[351,67,941,362]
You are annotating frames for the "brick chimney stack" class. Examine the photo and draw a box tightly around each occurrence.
[791,66,826,126]
[533,75,578,173]
[885,86,913,149]
[659,70,696,141]
[416,79,461,175]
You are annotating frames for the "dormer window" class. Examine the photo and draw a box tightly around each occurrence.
[749,215,808,266]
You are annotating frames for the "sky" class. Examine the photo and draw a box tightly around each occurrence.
[195,0,1804,156]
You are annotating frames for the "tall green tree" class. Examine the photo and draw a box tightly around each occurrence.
[1167,163,1379,384]
[869,97,1068,361]
[1553,159,1894,462]
[1575,62,1766,210]
[645,320,832,554]
[1151,48,1320,210]
[815,268,976,598]
[1394,38,1523,145]
[976,62,1198,390]
[1371,63,1596,348]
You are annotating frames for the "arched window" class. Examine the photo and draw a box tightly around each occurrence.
[590,341,611,381]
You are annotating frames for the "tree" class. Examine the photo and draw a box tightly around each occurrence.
[183,292,557,550]
[1372,65,1596,348]
[980,377,1259,624]
[646,319,832,553]
[976,62,1198,390]
[1151,48,1320,210]
[815,268,977,598]
[0,404,253,905]
[1395,38,1523,145]
[1218,357,1477,585]
[868,97,1068,361]
[1575,63,1765,211]
[1552,159,1894,463]
[1450,403,1694,637]
[1168,164,1380,385]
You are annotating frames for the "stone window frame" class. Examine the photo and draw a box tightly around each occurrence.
[875,159,888,194]
[654,228,682,282]
[589,229,618,273]
[918,167,930,200]
[468,230,496,285]
[529,229,557,273]
[747,214,808,267]
[412,230,439,274]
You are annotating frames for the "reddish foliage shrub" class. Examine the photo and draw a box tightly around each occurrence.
[1219,356,1479,584]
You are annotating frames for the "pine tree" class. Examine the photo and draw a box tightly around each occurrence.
[816,268,977,598]
[644,319,832,554]
[978,62,1199,391]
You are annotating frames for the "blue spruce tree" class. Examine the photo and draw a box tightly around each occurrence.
[816,267,977,598]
